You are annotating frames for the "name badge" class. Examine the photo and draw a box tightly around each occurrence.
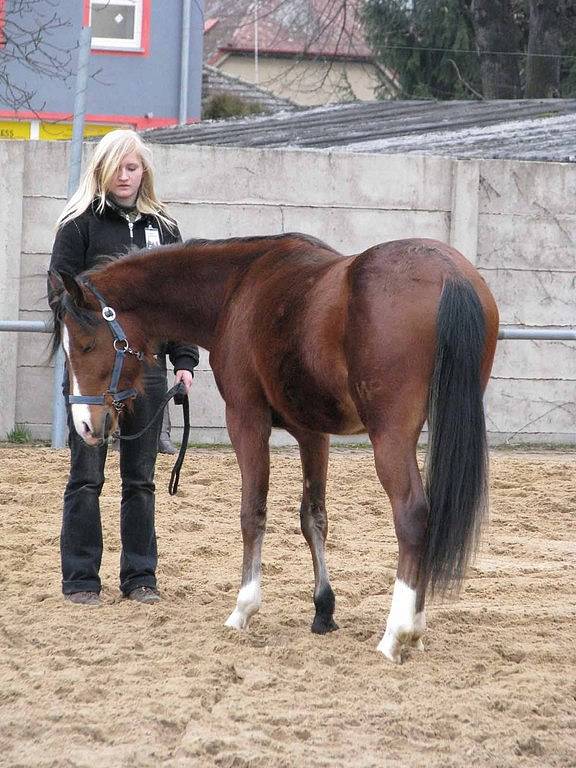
[145,225,161,248]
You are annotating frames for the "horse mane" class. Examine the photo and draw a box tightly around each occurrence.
[184,232,339,254]
[49,233,338,360]
[49,285,101,362]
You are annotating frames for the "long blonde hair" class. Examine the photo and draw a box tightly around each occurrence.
[56,129,176,232]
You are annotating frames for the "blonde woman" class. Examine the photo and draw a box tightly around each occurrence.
[49,129,198,606]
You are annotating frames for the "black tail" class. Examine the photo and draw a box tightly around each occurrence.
[423,277,489,595]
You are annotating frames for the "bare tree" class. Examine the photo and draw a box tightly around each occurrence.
[204,0,377,101]
[0,0,74,111]
[470,0,522,98]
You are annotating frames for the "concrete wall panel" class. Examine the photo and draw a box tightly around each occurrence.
[481,268,575,326]
[485,380,576,438]
[0,142,24,438]
[157,145,453,212]
[1,141,575,444]
[21,198,62,254]
[477,213,576,271]
[280,207,450,253]
[19,253,51,313]
[23,141,69,197]
[15,366,53,425]
[479,160,576,216]
[173,203,284,240]
[17,331,53,369]
[492,339,576,380]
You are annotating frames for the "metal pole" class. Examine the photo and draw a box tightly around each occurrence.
[51,25,92,449]
[254,0,259,85]
[0,320,53,333]
[179,0,191,125]
[498,327,576,341]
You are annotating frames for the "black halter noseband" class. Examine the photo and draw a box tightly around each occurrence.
[67,281,190,495]
[67,282,142,410]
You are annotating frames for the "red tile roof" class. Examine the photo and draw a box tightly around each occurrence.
[218,0,372,60]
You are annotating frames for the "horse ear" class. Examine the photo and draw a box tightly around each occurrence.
[47,269,64,294]
[58,271,88,308]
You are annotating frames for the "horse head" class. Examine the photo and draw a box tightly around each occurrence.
[50,270,149,445]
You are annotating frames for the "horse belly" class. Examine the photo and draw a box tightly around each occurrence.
[272,360,365,435]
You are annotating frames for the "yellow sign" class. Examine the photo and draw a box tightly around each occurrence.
[0,121,31,140]
[39,122,121,141]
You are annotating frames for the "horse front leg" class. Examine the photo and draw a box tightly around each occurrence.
[371,432,428,664]
[224,404,271,631]
[289,427,338,634]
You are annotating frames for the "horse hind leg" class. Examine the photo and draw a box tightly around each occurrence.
[290,427,338,634]
[371,431,428,664]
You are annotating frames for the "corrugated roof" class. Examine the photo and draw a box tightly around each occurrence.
[202,65,298,113]
[146,98,576,162]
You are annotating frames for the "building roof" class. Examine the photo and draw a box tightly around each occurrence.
[145,98,576,162]
[202,65,298,113]
[204,0,371,64]
[223,0,372,59]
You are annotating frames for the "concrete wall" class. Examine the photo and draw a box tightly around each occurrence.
[1,140,574,445]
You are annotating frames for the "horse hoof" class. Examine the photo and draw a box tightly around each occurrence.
[376,635,403,664]
[311,616,339,634]
[224,610,247,630]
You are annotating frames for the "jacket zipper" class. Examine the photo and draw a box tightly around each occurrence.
[128,221,134,242]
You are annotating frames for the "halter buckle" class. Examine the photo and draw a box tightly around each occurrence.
[102,306,116,322]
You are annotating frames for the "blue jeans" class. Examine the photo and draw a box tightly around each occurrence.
[60,365,166,595]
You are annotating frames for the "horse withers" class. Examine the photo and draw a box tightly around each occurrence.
[50,234,499,663]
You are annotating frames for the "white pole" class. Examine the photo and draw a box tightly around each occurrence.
[254,0,259,85]
[179,0,191,124]
[51,25,92,448]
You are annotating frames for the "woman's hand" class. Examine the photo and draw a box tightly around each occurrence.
[174,369,194,394]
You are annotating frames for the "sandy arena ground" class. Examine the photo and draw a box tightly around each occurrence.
[0,444,574,768]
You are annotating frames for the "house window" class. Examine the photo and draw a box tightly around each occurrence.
[89,0,144,51]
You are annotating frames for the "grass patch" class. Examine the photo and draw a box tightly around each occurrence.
[6,423,34,444]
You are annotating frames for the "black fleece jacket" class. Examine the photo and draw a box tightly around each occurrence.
[48,200,199,374]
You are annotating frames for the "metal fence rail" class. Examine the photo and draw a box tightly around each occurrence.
[2,320,575,339]
[0,320,574,447]
[0,320,53,333]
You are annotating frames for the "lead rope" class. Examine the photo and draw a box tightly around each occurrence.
[116,382,189,496]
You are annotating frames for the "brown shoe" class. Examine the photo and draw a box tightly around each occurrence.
[65,591,100,606]
[126,586,161,604]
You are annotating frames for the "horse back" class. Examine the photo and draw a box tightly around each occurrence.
[212,236,364,434]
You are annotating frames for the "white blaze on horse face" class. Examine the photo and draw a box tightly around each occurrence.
[377,579,426,664]
[224,578,261,630]
[62,326,96,443]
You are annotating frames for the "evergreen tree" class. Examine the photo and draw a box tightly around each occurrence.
[362,0,576,99]
[362,0,481,99]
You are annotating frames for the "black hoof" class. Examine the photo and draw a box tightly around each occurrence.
[311,585,337,634]
[311,615,339,634]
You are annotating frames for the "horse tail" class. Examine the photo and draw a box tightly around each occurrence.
[422,276,489,595]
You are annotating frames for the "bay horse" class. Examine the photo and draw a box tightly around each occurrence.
[50,233,499,663]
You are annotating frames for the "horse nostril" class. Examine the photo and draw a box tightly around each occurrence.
[82,421,92,437]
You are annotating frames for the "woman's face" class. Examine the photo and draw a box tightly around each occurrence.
[108,151,144,207]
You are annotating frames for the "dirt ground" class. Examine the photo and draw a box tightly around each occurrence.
[0,444,574,768]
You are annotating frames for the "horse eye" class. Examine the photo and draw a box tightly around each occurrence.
[82,340,96,354]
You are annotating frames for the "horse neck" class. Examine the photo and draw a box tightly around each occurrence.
[89,240,265,350]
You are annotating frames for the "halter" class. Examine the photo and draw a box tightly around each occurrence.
[66,281,190,495]
[67,282,143,410]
